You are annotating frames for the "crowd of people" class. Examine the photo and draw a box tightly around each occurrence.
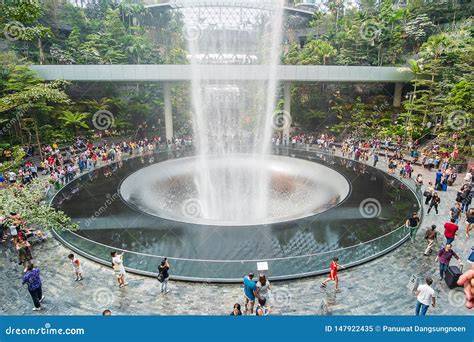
[1,131,473,314]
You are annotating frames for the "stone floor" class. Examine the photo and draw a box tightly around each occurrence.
[1,150,473,316]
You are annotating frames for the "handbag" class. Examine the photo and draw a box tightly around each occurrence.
[157,273,164,283]
[423,190,431,197]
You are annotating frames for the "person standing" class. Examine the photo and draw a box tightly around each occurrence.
[230,303,242,316]
[243,272,257,315]
[423,225,438,256]
[158,258,170,294]
[320,257,344,292]
[415,277,436,316]
[255,274,271,303]
[435,244,463,281]
[68,253,83,281]
[444,218,459,244]
[465,208,474,238]
[415,174,423,194]
[435,169,443,188]
[22,263,44,311]
[450,202,462,224]
[373,152,379,167]
[427,192,441,215]
[406,212,420,241]
[255,297,271,316]
[111,251,127,288]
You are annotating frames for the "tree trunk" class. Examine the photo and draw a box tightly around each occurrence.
[38,38,45,65]
[34,115,43,159]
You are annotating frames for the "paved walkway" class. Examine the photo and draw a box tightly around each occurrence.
[1,149,473,316]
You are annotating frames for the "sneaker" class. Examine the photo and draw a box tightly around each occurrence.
[165,289,170,294]
[320,282,327,288]
[439,277,443,281]
[39,296,44,303]
[32,307,42,311]
[335,289,341,293]
[78,277,83,281]
[74,278,79,282]
[123,282,129,286]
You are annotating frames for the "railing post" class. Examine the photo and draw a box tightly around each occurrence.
[164,82,173,142]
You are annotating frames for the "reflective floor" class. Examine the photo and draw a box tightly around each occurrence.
[51,147,420,281]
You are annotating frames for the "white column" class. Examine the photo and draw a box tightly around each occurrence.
[164,82,173,142]
[283,82,291,138]
[393,82,403,108]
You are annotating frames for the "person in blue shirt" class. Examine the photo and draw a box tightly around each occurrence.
[22,263,44,311]
[435,169,443,188]
[243,272,257,315]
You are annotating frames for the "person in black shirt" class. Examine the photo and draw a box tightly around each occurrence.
[158,258,170,294]
[230,303,242,316]
[406,212,420,241]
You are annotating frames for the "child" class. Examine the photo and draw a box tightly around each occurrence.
[68,253,83,281]
[320,257,345,292]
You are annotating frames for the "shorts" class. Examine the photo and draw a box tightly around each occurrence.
[244,295,255,304]
[329,269,338,280]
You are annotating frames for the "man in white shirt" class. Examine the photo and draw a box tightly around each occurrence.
[415,277,436,316]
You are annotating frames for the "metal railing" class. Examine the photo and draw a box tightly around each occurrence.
[50,146,421,282]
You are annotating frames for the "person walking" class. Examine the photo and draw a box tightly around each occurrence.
[424,182,434,205]
[423,225,438,256]
[415,277,436,316]
[111,251,127,288]
[320,257,344,292]
[22,263,44,311]
[444,218,459,244]
[427,192,440,215]
[243,272,257,315]
[68,253,83,281]
[406,212,421,241]
[435,244,463,281]
[465,208,474,238]
[158,258,170,294]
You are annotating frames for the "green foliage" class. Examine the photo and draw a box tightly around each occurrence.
[58,110,90,134]
[0,178,78,231]
[0,146,25,174]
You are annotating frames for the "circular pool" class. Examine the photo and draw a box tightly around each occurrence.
[51,147,420,282]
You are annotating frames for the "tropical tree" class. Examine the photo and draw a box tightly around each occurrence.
[59,110,90,135]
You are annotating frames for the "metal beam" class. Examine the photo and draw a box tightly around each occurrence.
[29,65,413,83]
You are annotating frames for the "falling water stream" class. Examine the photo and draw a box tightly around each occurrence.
[184,0,285,222]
